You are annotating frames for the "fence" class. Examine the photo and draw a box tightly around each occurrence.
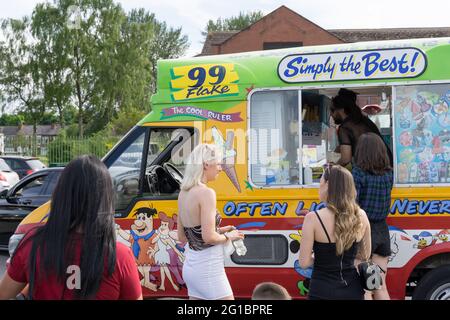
[3,135,120,166]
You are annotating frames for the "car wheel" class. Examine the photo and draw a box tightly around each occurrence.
[412,265,450,300]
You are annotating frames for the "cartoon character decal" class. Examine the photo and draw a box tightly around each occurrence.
[413,231,436,249]
[389,233,400,262]
[289,229,312,296]
[117,205,186,292]
[434,229,449,243]
[117,206,159,291]
[211,126,241,192]
[152,212,185,291]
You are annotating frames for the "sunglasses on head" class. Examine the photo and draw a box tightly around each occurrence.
[320,163,334,181]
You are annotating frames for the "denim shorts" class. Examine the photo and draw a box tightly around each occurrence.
[370,220,391,257]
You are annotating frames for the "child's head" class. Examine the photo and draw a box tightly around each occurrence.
[354,132,391,175]
[251,282,291,300]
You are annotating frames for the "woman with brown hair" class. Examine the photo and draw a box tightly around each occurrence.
[353,132,393,300]
[299,164,371,300]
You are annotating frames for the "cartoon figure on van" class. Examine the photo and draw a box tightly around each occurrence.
[389,233,400,262]
[290,229,312,296]
[117,205,159,291]
[152,212,185,291]
[10,37,450,300]
[434,229,449,242]
[211,126,241,192]
[413,231,437,249]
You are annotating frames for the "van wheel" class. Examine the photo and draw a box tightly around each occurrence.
[412,265,450,300]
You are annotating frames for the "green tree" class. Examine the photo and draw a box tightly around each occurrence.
[85,7,154,135]
[1,0,190,138]
[144,12,189,94]
[66,0,126,137]
[21,0,129,137]
[31,3,72,128]
[0,113,24,126]
[202,10,264,37]
[0,17,46,143]
[119,9,188,98]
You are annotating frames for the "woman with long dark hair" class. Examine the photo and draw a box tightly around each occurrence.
[0,155,142,300]
[299,164,371,300]
[353,132,393,300]
[330,88,393,167]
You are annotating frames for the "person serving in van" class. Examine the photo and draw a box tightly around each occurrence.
[330,88,393,167]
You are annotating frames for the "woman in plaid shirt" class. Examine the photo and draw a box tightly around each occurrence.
[353,132,393,300]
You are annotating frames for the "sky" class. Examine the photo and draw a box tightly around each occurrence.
[1,0,449,57]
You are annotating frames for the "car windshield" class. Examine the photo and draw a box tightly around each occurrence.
[26,159,46,169]
[0,159,11,171]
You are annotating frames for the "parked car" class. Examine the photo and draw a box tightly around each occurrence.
[0,156,47,179]
[0,167,63,251]
[0,158,20,192]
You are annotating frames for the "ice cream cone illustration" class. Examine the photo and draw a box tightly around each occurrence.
[212,127,241,193]
[222,156,241,193]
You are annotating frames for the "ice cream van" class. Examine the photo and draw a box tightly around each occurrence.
[10,37,450,299]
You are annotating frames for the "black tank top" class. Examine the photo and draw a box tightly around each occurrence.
[308,211,364,300]
[183,212,222,251]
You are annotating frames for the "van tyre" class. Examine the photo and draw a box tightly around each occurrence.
[412,265,450,300]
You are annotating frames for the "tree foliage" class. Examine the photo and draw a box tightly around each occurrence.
[202,10,264,37]
[0,0,189,137]
[0,17,45,134]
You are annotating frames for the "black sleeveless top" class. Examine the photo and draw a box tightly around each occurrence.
[183,212,222,251]
[308,211,364,300]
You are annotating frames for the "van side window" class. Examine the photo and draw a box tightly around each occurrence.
[249,87,395,187]
[250,90,300,186]
[300,91,333,184]
[394,83,450,185]
[109,130,146,211]
[144,127,197,196]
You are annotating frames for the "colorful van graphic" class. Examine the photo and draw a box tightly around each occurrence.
[12,37,450,299]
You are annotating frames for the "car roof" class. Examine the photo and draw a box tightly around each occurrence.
[0,156,41,161]
[28,167,64,174]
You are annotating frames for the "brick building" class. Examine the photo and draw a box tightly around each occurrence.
[199,5,450,56]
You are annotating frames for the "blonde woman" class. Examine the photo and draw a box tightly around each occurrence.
[177,144,244,300]
[299,164,371,300]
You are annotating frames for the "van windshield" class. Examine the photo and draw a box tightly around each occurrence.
[108,127,196,211]
[146,128,195,174]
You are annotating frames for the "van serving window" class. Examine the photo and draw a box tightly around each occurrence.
[249,89,336,187]
[249,86,395,188]
[249,90,301,186]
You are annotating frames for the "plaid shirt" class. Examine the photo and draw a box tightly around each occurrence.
[352,165,393,222]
